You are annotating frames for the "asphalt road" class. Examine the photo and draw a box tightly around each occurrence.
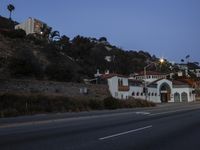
[1,102,200,150]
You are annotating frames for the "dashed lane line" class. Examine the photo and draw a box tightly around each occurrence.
[99,125,152,140]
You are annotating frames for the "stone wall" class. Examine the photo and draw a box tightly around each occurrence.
[0,79,110,100]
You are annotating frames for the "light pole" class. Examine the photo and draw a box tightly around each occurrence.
[144,58,164,100]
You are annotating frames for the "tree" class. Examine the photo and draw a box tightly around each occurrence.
[58,35,70,50]
[7,4,15,20]
[40,24,52,39]
[99,37,107,42]
[185,54,190,63]
[99,37,109,45]
[59,35,70,44]
[50,30,60,41]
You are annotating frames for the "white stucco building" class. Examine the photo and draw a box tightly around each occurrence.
[101,73,195,103]
[15,17,48,35]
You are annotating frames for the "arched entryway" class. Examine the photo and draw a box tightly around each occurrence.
[181,92,188,102]
[174,92,180,102]
[160,83,171,103]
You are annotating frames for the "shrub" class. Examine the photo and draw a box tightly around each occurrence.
[45,63,73,82]
[26,33,47,45]
[103,97,156,109]
[120,99,156,108]
[1,29,26,39]
[89,99,104,110]
[103,97,120,109]
[0,93,155,118]
[8,49,43,78]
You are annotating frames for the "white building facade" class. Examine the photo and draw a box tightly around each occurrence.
[107,75,129,100]
[104,74,195,103]
[15,17,47,35]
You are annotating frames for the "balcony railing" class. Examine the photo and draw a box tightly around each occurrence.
[118,85,130,91]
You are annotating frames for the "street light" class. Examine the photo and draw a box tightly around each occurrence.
[160,58,164,64]
[144,58,164,100]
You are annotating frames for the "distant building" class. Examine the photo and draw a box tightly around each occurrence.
[187,63,200,77]
[176,63,200,78]
[15,17,49,35]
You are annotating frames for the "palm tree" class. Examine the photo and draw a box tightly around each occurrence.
[7,4,15,20]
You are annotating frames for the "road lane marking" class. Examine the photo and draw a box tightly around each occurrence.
[99,125,152,140]
[1,104,199,129]
[135,112,151,115]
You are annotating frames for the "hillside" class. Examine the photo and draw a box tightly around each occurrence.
[0,15,173,82]
[0,32,171,82]
[0,16,18,30]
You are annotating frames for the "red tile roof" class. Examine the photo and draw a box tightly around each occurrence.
[170,78,196,87]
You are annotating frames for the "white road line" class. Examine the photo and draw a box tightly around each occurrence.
[99,125,152,140]
[135,112,151,115]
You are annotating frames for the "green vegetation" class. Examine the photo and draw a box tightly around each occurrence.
[0,29,26,39]
[0,29,172,81]
[8,48,43,78]
[0,93,155,118]
[0,13,174,81]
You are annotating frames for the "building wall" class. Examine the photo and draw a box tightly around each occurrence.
[15,18,44,35]
[107,76,195,103]
[129,86,144,100]
[129,86,161,103]
[172,87,195,102]
[147,87,160,103]
[133,79,195,103]
[0,79,110,100]
[135,75,166,83]
[15,18,34,34]
[107,76,129,99]
[33,19,43,34]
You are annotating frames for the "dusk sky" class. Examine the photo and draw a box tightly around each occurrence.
[1,0,200,63]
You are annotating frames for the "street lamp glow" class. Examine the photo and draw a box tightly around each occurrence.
[160,58,164,63]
